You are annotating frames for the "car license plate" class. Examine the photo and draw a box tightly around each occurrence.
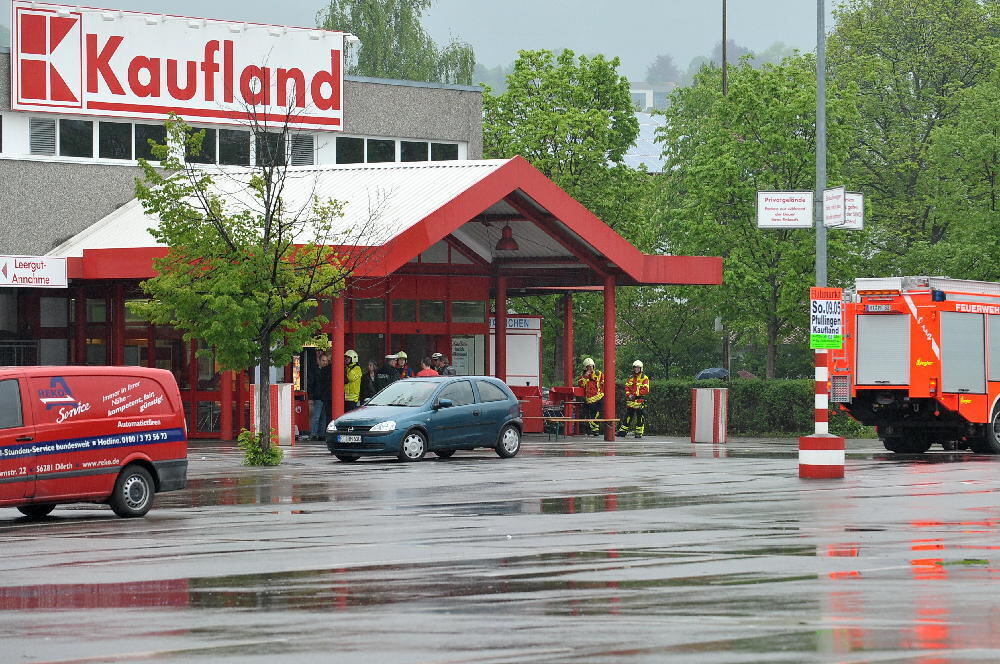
[338,434,362,443]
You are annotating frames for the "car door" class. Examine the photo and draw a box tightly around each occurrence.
[0,375,34,503]
[474,379,514,444]
[428,380,478,449]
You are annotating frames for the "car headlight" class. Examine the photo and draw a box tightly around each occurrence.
[369,420,396,432]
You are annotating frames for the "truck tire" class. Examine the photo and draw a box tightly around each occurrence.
[972,407,1000,454]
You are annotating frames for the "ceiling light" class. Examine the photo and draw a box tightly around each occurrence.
[495,224,519,251]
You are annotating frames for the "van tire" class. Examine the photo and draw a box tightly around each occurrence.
[17,504,55,519]
[109,465,155,518]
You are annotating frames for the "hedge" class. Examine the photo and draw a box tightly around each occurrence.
[611,379,874,438]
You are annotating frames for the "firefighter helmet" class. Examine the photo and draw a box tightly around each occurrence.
[582,357,595,368]
[633,360,643,369]
[396,351,407,359]
[345,349,358,364]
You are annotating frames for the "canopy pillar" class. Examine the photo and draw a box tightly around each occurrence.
[603,275,617,442]
[495,276,508,383]
[331,295,345,420]
[563,294,574,386]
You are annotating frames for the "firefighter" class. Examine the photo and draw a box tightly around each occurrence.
[618,360,650,438]
[344,349,362,412]
[576,357,605,435]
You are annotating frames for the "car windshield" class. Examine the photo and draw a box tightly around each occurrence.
[368,380,439,407]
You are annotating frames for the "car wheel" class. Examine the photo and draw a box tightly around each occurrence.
[335,454,359,462]
[398,430,427,461]
[435,449,455,458]
[108,465,155,518]
[17,504,55,519]
[496,424,521,458]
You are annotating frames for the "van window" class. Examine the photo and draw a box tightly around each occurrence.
[0,379,24,429]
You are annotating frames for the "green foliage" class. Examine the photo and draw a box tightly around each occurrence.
[237,429,284,466]
[828,0,999,275]
[316,0,475,84]
[655,55,860,378]
[616,379,873,438]
[483,49,642,233]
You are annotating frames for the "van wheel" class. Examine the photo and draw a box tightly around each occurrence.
[109,465,155,518]
[496,425,521,458]
[17,504,55,519]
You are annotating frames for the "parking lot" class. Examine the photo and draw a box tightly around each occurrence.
[2,435,999,663]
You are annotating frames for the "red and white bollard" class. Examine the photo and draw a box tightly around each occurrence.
[799,350,845,478]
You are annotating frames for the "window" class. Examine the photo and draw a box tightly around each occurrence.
[336,136,363,164]
[59,119,94,157]
[219,129,250,165]
[0,379,24,429]
[29,117,56,155]
[438,380,475,406]
[476,380,509,403]
[431,143,459,161]
[452,300,486,323]
[134,123,167,161]
[367,138,394,163]
[419,300,444,322]
[290,134,315,166]
[39,297,69,327]
[186,128,217,164]
[87,298,107,323]
[255,131,286,166]
[392,299,416,322]
[401,141,428,162]
[99,121,132,160]
[355,298,386,322]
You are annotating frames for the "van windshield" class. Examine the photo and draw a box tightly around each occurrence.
[368,380,438,407]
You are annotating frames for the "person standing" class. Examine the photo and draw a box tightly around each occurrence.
[416,357,439,377]
[317,352,333,439]
[618,360,650,438]
[432,352,456,376]
[308,352,330,440]
[396,351,414,378]
[360,359,379,402]
[576,357,605,435]
[344,349,362,412]
[374,354,400,392]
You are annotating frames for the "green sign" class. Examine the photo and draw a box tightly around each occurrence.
[810,333,843,349]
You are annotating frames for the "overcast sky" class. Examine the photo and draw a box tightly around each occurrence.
[1,0,835,80]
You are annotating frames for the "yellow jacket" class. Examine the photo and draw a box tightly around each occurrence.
[345,363,362,402]
[576,369,605,404]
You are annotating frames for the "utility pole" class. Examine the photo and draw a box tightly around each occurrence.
[815,0,827,286]
[722,0,728,95]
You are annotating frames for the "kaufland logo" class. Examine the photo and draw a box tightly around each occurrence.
[11,1,345,131]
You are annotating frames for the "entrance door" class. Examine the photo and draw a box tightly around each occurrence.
[0,377,34,502]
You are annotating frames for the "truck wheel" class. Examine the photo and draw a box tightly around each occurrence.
[882,437,906,453]
[975,407,1000,454]
[109,465,155,518]
[17,504,55,519]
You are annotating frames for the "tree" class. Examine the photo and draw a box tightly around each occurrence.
[645,54,681,85]
[827,0,998,275]
[316,0,475,84]
[131,113,377,462]
[656,56,860,378]
[483,48,641,232]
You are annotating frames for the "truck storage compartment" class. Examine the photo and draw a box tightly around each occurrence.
[941,312,985,393]
[856,314,909,385]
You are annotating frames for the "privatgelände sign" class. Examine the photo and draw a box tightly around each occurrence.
[756,191,814,229]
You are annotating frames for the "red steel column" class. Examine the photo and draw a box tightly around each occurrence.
[799,349,845,478]
[331,296,345,419]
[603,275,616,442]
[112,282,125,365]
[220,370,233,441]
[74,287,87,364]
[496,276,508,383]
[563,294,574,386]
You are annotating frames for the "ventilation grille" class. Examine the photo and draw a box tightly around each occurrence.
[830,375,852,403]
[29,117,56,155]
[290,134,315,166]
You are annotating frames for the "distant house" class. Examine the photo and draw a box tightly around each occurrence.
[629,82,677,112]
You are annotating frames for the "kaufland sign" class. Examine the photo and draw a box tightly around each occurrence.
[10,1,345,131]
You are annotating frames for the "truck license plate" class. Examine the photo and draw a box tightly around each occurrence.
[865,304,892,312]
[338,434,362,443]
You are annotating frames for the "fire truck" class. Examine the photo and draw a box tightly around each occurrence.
[829,277,1000,453]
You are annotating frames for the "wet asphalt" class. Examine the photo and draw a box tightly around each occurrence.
[1,434,999,663]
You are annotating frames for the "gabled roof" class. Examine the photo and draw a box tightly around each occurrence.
[50,156,722,288]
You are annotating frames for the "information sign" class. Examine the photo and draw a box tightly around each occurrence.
[810,287,843,350]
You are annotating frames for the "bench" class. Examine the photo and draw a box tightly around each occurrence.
[524,416,620,441]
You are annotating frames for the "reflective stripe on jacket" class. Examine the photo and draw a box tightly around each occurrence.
[345,364,362,403]
[576,369,605,404]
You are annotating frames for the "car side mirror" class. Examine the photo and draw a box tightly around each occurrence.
[435,398,454,410]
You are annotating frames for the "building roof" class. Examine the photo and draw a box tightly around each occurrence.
[51,156,721,289]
